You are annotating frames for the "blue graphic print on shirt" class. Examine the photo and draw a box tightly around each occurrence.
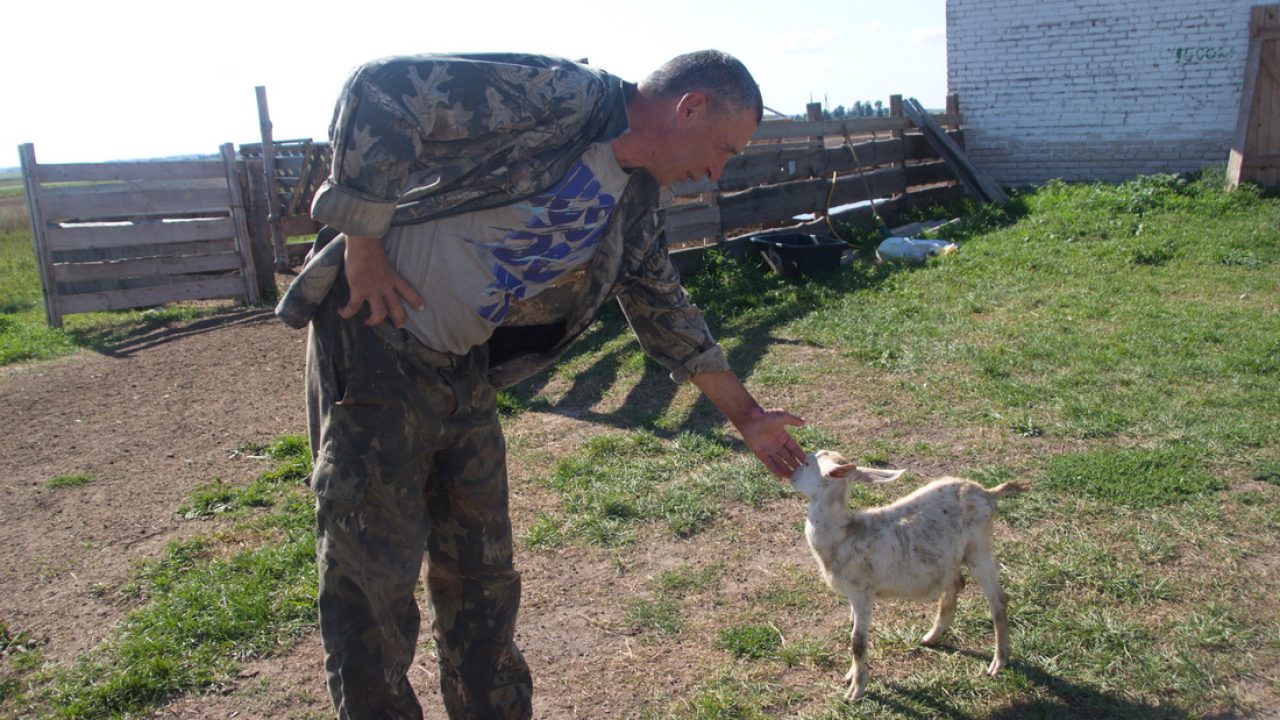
[474,160,616,323]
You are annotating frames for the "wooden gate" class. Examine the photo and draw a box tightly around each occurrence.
[20,142,260,328]
[1228,4,1280,188]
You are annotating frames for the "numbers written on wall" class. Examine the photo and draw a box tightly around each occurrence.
[1174,47,1237,65]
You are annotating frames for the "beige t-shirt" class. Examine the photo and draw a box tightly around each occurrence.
[382,142,632,354]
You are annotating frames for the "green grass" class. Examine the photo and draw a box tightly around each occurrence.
[525,169,1280,718]
[4,169,1280,718]
[2,436,315,719]
[1041,446,1224,507]
[44,474,90,490]
[717,625,784,660]
[0,225,246,366]
[530,430,786,547]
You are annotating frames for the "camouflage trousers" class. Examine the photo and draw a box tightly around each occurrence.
[306,285,533,720]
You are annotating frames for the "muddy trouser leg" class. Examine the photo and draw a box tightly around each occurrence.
[308,296,438,720]
[425,355,533,720]
[307,289,531,720]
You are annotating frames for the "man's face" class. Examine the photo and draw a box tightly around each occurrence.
[651,96,757,187]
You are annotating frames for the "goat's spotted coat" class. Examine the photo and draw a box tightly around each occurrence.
[791,450,1025,701]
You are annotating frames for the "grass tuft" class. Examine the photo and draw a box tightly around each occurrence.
[539,430,782,546]
[1042,447,1223,507]
[9,435,316,719]
[45,474,90,489]
[716,625,783,660]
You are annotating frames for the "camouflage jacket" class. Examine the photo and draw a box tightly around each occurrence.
[276,53,728,390]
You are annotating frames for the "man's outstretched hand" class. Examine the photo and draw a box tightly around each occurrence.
[339,235,425,327]
[691,371,807,479]
[738,405,807,479]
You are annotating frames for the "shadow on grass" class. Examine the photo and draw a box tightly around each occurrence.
[505,251,899,448]
[83,305,279,358]
[506,194,1033,441]
[862,650,1192,720]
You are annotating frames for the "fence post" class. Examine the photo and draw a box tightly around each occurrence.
[241,154,277,296]
[221,143,262,305]
[18,143,62,328]
[256,86,289,271]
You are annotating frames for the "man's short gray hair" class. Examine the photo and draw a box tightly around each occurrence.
[643,50,763,124]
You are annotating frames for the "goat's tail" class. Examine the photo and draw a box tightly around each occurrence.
[988,480,1030,498]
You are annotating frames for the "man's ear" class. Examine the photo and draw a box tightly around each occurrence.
[676,91,709,122]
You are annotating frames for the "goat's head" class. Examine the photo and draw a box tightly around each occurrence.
[791,449,905,498]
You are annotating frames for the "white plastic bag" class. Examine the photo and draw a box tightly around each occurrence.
[875,236,958,264]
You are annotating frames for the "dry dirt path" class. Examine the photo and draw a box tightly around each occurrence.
[1,308,822,719]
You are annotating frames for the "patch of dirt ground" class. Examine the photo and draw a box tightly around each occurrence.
[1,306,846,720]
[4,305,1277,720]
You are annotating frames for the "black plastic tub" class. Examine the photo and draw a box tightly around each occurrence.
[747,233,846,278]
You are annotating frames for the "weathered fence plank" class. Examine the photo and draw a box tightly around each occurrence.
[36,160,225,184]
[45,218,237,251]
[662,99,973,247]
[718,167,907,231]
[41,187,235,221]
[20,142,261,327]
[750,114,963,141]
[19,144,61,326]
[58,276,249,315]
[52,252,244,283]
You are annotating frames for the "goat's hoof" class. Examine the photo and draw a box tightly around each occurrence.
[986,656,1007,676]
[920,632,944,646]
[844,684,866,702]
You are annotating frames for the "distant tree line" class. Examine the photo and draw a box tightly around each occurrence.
[791,100,889,121]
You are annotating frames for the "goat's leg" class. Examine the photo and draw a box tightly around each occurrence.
[922,573,965,646]
[966,542,1010,676]
[843,596,873,701]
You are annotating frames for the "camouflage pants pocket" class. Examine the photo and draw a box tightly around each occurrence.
[310,449,375,507]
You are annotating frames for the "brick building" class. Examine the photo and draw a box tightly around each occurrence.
[946,0,1259,185]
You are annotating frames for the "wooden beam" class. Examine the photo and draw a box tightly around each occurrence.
[902,97,1008,204]
[57,276,247,315]
[44,217,237,251]
[718,167,906,230]
[904,161,959,188]
[1259,38,1280,90]
[257,86,289,271]
[285,141,315,216]
[35,160,226,184]
[1244,153,1280,167]
[221,143,261,304]
[20,143,62,327]
[749,114,963,142]
[1230,9,1269,187]
[52,251,243,283]
[40,187,233,222]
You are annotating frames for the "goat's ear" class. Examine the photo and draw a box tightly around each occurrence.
[829,463,860,479]
[855,467,905,484]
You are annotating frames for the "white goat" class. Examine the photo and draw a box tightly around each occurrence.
[790,449,1026,701]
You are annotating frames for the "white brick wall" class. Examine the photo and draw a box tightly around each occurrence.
[947,0,1256,185]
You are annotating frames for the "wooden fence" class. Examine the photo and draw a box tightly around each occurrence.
[18,93,978,327]
[1228,4,1280,189]
[239,138,331,276]
[242,86,332,272]
[663,94,969,250]
[20,143,259,328]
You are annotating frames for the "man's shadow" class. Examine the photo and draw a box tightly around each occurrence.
[506,249,897,447]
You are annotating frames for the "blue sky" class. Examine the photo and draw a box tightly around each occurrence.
[2,0,946,167]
